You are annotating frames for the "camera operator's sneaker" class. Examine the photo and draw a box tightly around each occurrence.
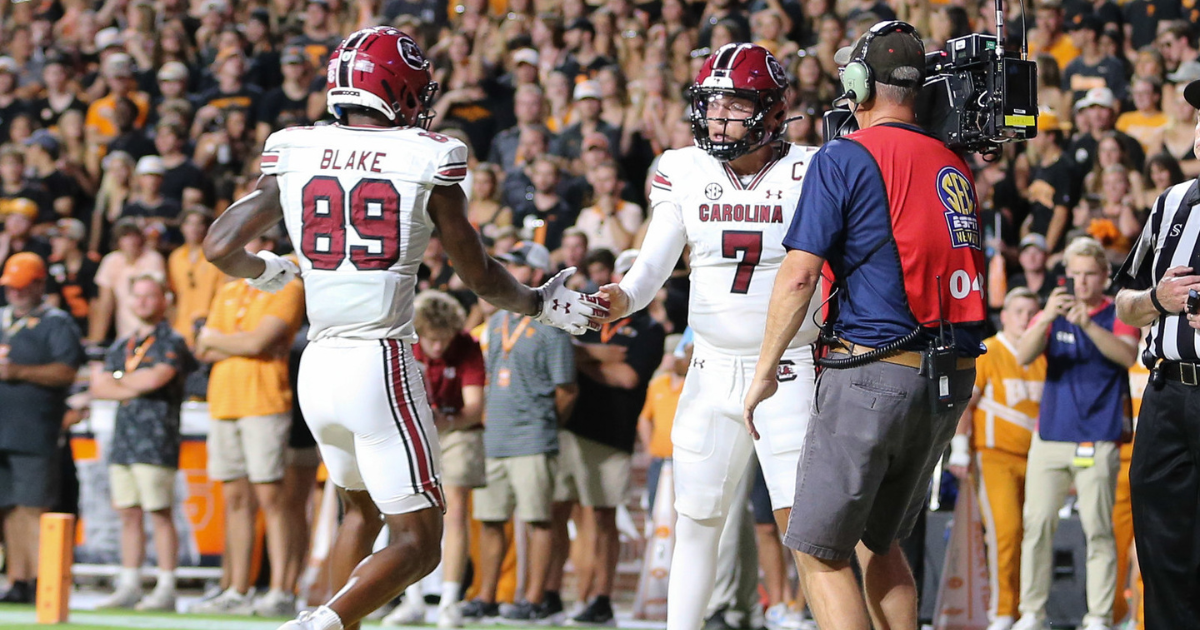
[255,589,298,617]
[191,588,257,615]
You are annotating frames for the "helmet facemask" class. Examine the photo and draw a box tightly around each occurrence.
[690,86,785,162]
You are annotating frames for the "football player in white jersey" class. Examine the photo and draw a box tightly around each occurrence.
[592,43,821,630]
[202,26,606,630]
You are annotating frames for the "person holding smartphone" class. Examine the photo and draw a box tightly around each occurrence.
[1012,236,1139,630]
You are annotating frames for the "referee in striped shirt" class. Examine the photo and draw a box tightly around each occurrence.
[1114,77,1200,629]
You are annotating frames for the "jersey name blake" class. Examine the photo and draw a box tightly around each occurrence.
[698,203,784,224]
[319,148,387,173]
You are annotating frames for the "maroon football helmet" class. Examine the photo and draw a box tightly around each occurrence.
[326,27,438,128]
[690,43,789,161]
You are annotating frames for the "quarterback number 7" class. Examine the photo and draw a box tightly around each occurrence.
[722,230,762,294]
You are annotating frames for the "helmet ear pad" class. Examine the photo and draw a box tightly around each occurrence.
[841,60,873,105]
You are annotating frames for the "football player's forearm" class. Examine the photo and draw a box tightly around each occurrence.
[619,209,686,315]
[460,257,539,316]
[204,176,283,278]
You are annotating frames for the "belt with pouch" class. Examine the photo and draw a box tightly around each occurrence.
[1160,361,1200,386]
[829,344,975,370]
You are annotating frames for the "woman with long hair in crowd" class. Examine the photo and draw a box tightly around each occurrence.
[89,150,135,256]
[1148,87,1200,177]
[467,163,511,240]
[1084,132,1146,200]
[1141,152,1186,209]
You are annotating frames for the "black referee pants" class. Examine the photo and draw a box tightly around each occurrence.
[1130,380,1200,629]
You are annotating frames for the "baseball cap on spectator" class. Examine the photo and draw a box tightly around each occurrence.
[135,155,166,176]
[281,46,306,65]
[498,241,551,272]
[574,80,602,101]
[24,129,60,157]
[202,0,228,13]
[104,53,134,78]
[834,22,926,87]
[1036,110,1063,133]
[614,249,639,275]
[0,252,47,289]
[512,48,540,67]
[1184,80,1200,110]
[1064,13,1101,34]
[0,57,18,76]
[2,198,38,221]
[1168,60,1200,84]
[157,61,189,82]
[94,27,124,52]
[1020,233,1047,252]
[565,17,595,34]
[249,7,271,23]
[582,132,610,152]
[1074,86,1114,111]
[307,0,330,10]
[50,218,86,242]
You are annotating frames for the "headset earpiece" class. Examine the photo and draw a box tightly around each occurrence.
[841,60,873,104]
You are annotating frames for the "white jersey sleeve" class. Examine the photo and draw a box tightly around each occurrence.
[620,151,688,313]
[266,125,468,342]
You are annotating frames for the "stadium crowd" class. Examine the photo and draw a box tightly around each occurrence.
[0,0,1193,627]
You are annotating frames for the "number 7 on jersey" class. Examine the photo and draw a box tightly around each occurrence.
[722,230,762,294]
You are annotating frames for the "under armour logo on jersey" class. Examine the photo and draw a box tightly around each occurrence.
[693,358,705,369]
[705,183,723,200]
[765,190,782,199]
[552,299,570,314]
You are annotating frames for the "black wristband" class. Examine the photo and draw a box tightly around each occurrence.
[1150,287,1173,316]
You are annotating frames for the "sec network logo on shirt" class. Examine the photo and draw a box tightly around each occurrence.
[937,166,981,250]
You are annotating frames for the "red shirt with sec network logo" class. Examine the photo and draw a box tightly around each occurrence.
[413,331,486,415]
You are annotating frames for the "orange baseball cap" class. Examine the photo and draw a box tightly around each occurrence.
[0,252,47,288]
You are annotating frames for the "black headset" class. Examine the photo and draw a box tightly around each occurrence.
[840,20,923,104]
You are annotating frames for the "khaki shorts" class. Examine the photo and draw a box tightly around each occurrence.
[439,430,486,488]
[110,464,176,511]
[207,413,291,483]
[554,430,631,508]
[473,454,556,523]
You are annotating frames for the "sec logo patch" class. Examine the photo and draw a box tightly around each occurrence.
[936,166,981,250]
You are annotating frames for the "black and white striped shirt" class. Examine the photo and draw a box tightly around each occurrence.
[1116,179,1200,363]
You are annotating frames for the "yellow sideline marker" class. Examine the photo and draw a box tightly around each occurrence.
[36,513,75,624]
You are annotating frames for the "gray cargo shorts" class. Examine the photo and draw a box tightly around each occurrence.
[782,358,974,561]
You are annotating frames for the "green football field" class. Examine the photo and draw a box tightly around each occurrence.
[0,604,549,630]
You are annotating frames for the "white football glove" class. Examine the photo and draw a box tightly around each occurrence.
[533,267,610,335]
[246,250,300,293]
